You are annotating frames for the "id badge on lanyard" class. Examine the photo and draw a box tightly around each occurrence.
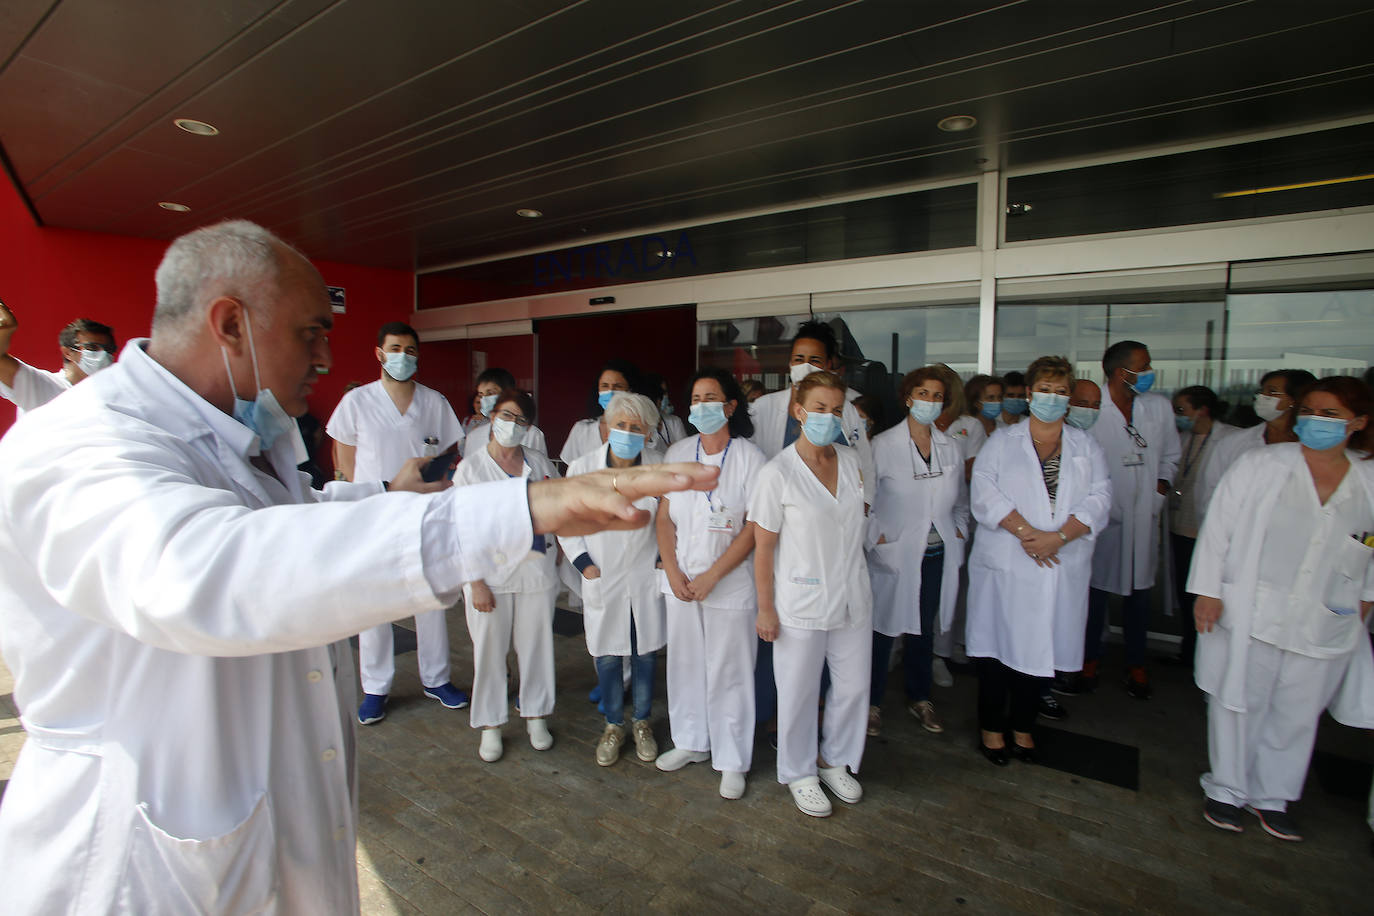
[1122,452,1145,467]
[707,509,736,533]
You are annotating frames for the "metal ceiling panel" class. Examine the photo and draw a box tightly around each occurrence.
[0,0,1370,272]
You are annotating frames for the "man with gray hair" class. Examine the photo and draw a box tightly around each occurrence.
[0,219,717,912]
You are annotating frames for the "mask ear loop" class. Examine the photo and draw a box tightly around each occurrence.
[242,310,263,395]
[221,346,242,402]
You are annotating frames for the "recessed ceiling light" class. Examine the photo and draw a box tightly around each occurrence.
[173,118,219,136]
[937,115,977,132]
[516,208,543,219]
[158,201,191,212]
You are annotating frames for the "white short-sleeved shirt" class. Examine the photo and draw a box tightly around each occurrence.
[663,434,767,608]
[748,444,872,630]
[560,417,603,465]
[452,444,560,593]
[944,414,986,460]
[325,380,463,481]
[0,359,71,416]
[463,419,548,457]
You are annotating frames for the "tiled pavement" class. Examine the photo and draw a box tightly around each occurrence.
[3,603,1373,914]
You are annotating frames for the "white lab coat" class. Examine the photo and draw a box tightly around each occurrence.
[748,444,872,630]
[748,387,876,503]
[559,445,667,656]
[966,423,1113,676]
[1186,444,1374,724]
[0,340,532,914]
[1089,391,1180,594]
[1196,422,1265,524]
[463,418,549,457]
[0,357,71,415]
[865,423,969,637]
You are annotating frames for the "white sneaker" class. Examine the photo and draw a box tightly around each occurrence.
[526,717,553,751]
[788,777,832,817]
[932,657,954,688]
[818,765,863,804]
[719,771,746,800]
[655,747,710,772]
[478,727,503,762]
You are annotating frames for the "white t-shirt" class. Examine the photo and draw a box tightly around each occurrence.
[325,380,463,481]
[463,418,548,457]
[944,414,986,460]
[748,444,872,630]
[663,434,767,609]
[0,359,71,416]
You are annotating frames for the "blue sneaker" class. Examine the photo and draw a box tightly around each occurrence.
[588,685,602,704]
[357,693,387,725]
[423,683,470,709]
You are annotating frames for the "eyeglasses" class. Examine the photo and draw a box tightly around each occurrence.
[1123,423,1148,449]
[67,343,116,354]
[494,409,531,428]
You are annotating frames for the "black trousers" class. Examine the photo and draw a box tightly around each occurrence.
[1170,533,1198,666]
[976,657,1039,734]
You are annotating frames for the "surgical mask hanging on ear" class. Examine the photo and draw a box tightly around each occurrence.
[383,352,417,382]
[78,348,112,376]
[220,313,303,459]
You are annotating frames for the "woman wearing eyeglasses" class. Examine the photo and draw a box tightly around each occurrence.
[967,356,1111,765]
[865,367,969,738]
[1189,376,1374,841]
[452,388,560,763]
[560,392,667,768]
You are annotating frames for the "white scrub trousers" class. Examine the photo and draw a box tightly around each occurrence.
[1202,638,1347,811]
[466,587,558,728]
[773,622,871,785]
[358,607,452,695]
[665,596,757,773]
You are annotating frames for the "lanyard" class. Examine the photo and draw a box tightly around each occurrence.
[1177,429,1211,489]
[696,436,731,511]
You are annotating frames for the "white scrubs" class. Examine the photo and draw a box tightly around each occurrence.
[453,445,560,728]
[0,358,71,415]
[749,387,875,503]
[1195,455,1374,811]
[560,417,603,465]
[661,434,767,773]
[749,445,872,785]
[327,380,464,695]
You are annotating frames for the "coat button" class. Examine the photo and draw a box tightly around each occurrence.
[307,669,323,683]
[321,748,337,762]
[493,552,507,564]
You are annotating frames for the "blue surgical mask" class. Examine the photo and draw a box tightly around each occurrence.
[1125,367,1155,394]
[1295,415,1349,451]
[598,390,615,411]
[220,313,299,453]
[980,400,1002,420]
[480,393,498,417]
[608,427,645,460]
[800,411,840,446]
[689,401,729,435]
[382,352,417,382]
[1066,406,1099,430]
[1029,392,1069,423]
[1174,414,1194,432]
[908,399,942,426]
[1003,397,1028,416]
[660,395,674,415]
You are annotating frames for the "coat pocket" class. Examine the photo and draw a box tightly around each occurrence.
[1304,536,1373,655]
[120,792,278,915]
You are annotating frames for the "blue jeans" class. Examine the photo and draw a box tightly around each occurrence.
[596,619,655,725]
[870,548,943,705]
[1086,587,1151,667]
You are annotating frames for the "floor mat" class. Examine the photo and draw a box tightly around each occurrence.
[1034,725,1140,791]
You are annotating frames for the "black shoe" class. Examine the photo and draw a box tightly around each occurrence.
[1050,673,1082,697]
[1203,799,1245,833]
[1038,694,1068,720]
[1010,743,1038,764]
[1124,671,1154,700]
[1248,806,1303,842]
[978,740,1009,767]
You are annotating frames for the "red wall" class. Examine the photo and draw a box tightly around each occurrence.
[535,305,697,458]
[0,174,410,450]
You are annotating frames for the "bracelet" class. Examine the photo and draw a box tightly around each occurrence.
[1057,530,1068,543]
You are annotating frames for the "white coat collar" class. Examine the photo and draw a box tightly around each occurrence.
[116,339,256,459]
